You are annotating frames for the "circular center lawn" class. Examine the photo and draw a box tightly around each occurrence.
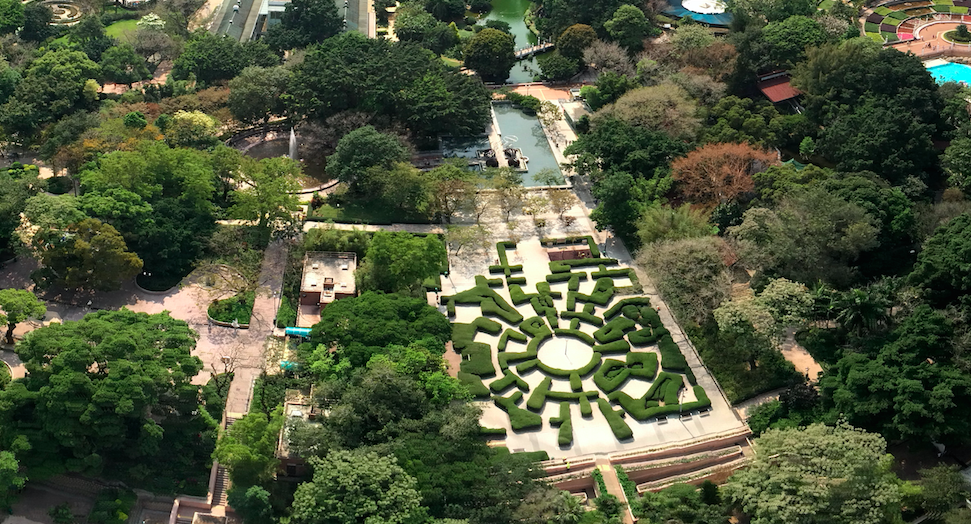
[537,337,595,372]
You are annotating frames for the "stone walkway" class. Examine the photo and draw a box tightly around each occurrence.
[596,460,634,524]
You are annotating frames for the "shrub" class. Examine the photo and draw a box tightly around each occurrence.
[460,343,495,376]
[208,291,256,324]
[570,372,582,391]
[594,359,630,392]
[626,352,658,379]
[510,285,538,305]
[603,297,652,319]
[537,353,601,376]
[521,316,552,337]
[594,317,636,343]
[546,271,588,283]
[593,469,608,495]
[614,466,637,500]
[479,427,507,435]
[579,395,593,417]
[569,278,614,310]
[597,398,633,440]
[628,328,658,346]
[507,276,527,285]
[593,339,630,354]
[494,393,542,430]
[658,334,688,371]
[89,488,137,524]
[458,372,491,398]
[550,258,619,273]
[476,274,503,287]
[516,358,540,373]
[553,328,596,345]
[45,176,73,194]
[639,306,663,328]
[527,377,552,411]
[560,310,604,326]
[550,402,573,446]
[498,328,528,350]
[491,371,530,393]
[275,296,297,328]
[446,285,523,323]
[536,281,561,298]
[591,267,634,280]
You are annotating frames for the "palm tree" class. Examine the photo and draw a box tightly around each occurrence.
[835,287,891,336]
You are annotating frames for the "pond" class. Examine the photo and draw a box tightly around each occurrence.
[244,139,328,182]
[492,103,563,187]
[481,0,545,83]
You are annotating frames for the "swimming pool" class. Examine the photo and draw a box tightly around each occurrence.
[928,62,971,84]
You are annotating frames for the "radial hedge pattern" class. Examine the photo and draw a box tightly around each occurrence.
[447,239,713,448]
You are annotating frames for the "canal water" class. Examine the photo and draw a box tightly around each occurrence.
[481,0,549,83]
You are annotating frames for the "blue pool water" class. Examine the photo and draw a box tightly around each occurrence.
[928,62,971,84]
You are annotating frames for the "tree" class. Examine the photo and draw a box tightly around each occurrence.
[445,225,491,255]
[714,278,812,346]
[943,137,971,192]
[213,409,283,488]
[583,39,634,76]
[725,423,902,524]
[464,28,516,83]
[326,126,409,193]
[68,15,114,62]
[760,15,829,70]
[0,167,39,258]
[158,0,205,36]
[227,485,273,524]
[290,450,424,524]
[670,24,715,53]
[637,204,714,246]
[632,483,728,524]
[918,465,970,515]
[172,33,279,85]
[604,5,650,51]
[357,231,447,296]
[672,143,777,208]
[833,287,891,336]
[557,24,597,63]
[821,306,971,444]
[908,212,971,307]
[0,0,20,35]
[130,26,179,72]
[638,236,731,324]
[20,2,55,42]
[704,96,787,149]
[548,188,579,222]
[308,291,451,368]
[425,0,465,21]
[538,52,579,81]
[426,162,477,223]
[490,169,526,221]
[0,451,24,512]
[34,218,143,291]
[0,289,45,345]
[595,84,700,141]
[263,0,341,51]
[230,157,301,234]
[0,309,208,480]
[99,44,152,88]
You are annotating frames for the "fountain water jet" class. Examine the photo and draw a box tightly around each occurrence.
[288,128,297,160]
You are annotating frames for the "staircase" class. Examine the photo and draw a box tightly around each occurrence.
[211,464,230,506]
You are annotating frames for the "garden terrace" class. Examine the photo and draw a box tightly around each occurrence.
[443,238,745,458]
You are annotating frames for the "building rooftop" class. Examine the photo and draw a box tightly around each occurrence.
[757,74,802,103]
[301,252,357,305]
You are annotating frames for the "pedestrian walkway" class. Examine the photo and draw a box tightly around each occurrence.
[596,460,634,524]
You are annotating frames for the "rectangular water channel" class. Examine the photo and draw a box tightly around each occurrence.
[492,103,563,187]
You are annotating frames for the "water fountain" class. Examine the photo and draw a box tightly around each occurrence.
[289,128,298,160]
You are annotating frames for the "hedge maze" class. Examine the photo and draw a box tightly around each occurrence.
[446,240,713,448]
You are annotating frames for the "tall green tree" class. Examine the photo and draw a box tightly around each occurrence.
[557,24,597,63]
[357,231,447,296]
[99,44,152,87]
[172,33,279,85]
[213,409,283,488]
[290,449,425,524]
[463,28,516,83]
[0,0,24,35]
[20,2,55,42]
[908,212,971,307]
[724,423,902,524]
[228,66,291,126]
[604,5,650,52]
[326,126,409,193]
[0,289,46,345]
[34,218,143,291]
[230,157,301,234]
[263,0,341,51]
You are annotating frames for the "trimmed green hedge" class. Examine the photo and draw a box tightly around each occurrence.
[476,275,503,288]
[628,328,659,347]
[604,297,652,319]
[536,281,560,298]
[591,267,635,281]
[520,316,552,337]
[490,371,530,393]
[541,235,601,258]
[494,393,542,430]
[594,359,630,392]
[498,329,528,351]
[644,372,682,401]
[527,377,553,411]
[553,328,596,345]
[570,372,582,391]
[459,372,491,398]
[560,310,604,327]
[446,285,523,324]
[498,331,546,369]
[569,318,580,329]
[510,285,538,305]
[516,359,540,373]
[550,258,619,273]
[886,9,908,19]
[452,317,501,351]
[208,291,255,324]
[507,276,526,285]
[537,353,601,377]
[571,278,615,308]
[639,306,663,329]
[597,398,633,440]
[627,352,658,379]
[460,343,495,376]
[579,395,593,417]
[480,427,507,435]
[658,334,688,371]
[593,317,636,343]
[593,339,630,354]
[550,401,573,446]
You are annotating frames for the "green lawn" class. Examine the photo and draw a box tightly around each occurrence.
[309,201,433,225]
[106,19,139,40]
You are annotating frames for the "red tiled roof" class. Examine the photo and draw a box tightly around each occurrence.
[757,76,801,103]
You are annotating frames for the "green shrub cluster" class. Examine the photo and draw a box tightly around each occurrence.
[475,275,503,288]
[593,469,607,495]
[597,398,633,440]
[537,353,600,377]
[479,427,507,435]
[604,297,652,319]
[593,339,631,354]
[498,328,528,350]
[550,258,619,273]
[535,282,561,298]
[275,296,297,328]
[594,317,636,343]
[626,352,658,379]
[658,333,688,371]
[591,266,634,280]
[567,278,615,310]
[614,466,637,500]
[489,241,524,277]
[491,371,530,393]
[494,392,542,430]
[594,359,630,392]
[527,377,553,410]
[553,328,595,345]
[516,359,540,373]
[570,372,583,391]
[507,276,526,285]
[540,235,601,258]
[628,328,659,346]
[446,285,523,324]
[545,271,588,285]
[510,284,538,305]
[607,375,712,421]
[560,310,604,327]
[89,488,137,524]
[208,291,256,324]
[579,394,593,417]
[458,372,491,398]
[550,401,573,446]
[460,343,495,376]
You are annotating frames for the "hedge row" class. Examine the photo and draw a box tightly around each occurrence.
[567,278,615,310]
[460,343,495,376]
[540,235,601,258]
[517,359,540,373]
[627,352,658,379]
[458,372,490,398]
[591,267,635,281]
[446,285,523,324]
[507,276,526,285]
[550,401,573,446]
[553,328,596,345]
[644,372,683,403]
[604,297,652,319]
[536,282,561,298]
[580,395,593,417]
[475,275,503,288]
[545,271,588,285]
[520,316,552,338]
[593,339,630,354]
[560,310,604,327]
[479,427,507,435]
[569,318,580,329]
[527,377,553,411]
[593,316,636,343]
[597,398,633,440]
[526,376,599,410]
[452,317,502,351]
[570,372,583,391]
[550,258,619,273]
[494,392,542,430]
[537,353,601,377]
[498,331,547,369]
[531,295,558,327]
[658,333,688,371]
[628,328,659,347]
[594,359,630,392]
[490,371,530,394]
[498,328,528,351]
